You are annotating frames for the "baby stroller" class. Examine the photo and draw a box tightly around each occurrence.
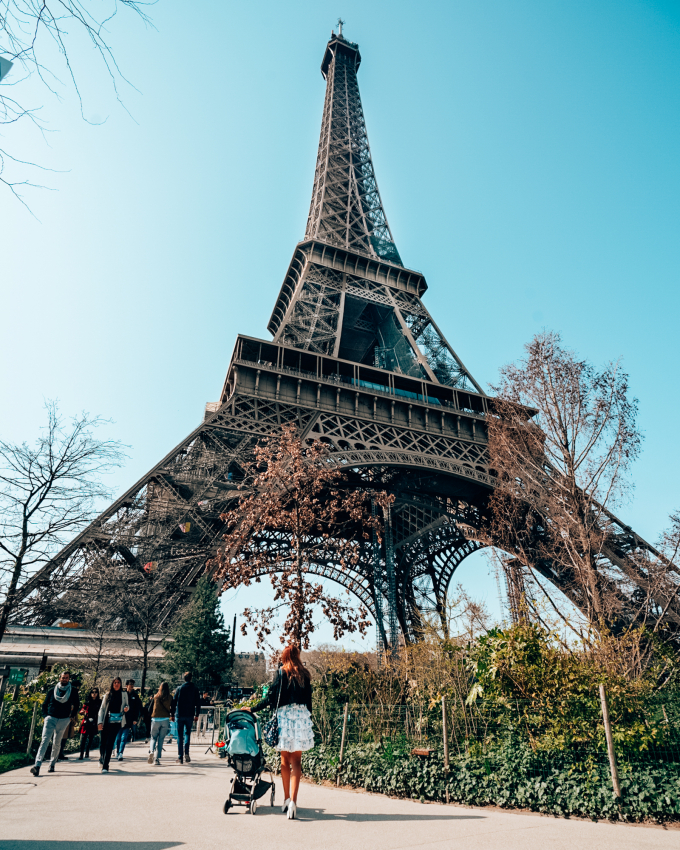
[222,709,275,815]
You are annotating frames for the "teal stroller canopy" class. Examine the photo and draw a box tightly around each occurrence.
[225,710,261,758]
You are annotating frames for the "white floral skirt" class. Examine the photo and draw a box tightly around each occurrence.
[275,703,314,752]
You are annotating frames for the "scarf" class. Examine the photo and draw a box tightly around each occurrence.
[54,681,72,704]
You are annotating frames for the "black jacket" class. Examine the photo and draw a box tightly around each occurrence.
[80,697,102,733]
[171,681,201,717]
[252,669,312,715]
[42,685,80,720]
[126,690,143,723]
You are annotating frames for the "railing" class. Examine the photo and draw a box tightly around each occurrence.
[306,695,680,778]
[235,358,487,421]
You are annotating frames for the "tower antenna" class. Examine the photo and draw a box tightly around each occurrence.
[337,17,345,36]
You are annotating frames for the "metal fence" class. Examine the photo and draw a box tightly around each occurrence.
[310,692,680,781]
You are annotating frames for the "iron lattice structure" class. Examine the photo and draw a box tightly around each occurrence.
[16,31,680,645]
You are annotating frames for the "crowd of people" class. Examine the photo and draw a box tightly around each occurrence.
[27,644,313,820]
[30,670,215,776]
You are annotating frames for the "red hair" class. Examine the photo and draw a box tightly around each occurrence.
[280,644,310,685]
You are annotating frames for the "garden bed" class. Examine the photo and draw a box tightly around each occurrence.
[284,742,680,824]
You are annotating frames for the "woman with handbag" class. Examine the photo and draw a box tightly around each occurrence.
[97,677,130,773]
[250,644,313,820]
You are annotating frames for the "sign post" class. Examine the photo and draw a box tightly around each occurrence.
[442,695,450,804]
[599,684,622,800]
[27,702,40,756]
[9,667,28,699]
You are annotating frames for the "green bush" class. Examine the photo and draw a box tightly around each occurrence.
[0,695,39,755]
[464,623,671,755]
[298,740,680,823]
[0,752,32,774]
[0,665,88,757]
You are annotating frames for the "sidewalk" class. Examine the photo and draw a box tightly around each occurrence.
[0,740,676,850]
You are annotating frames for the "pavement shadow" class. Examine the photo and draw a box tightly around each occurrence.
[30,770,200,779]
[0,844,183,850]
[250,808,486,822]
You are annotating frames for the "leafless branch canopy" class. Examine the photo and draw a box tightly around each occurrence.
[485,332,679,639]
[212,425,393,650]
[0,399,126,639]
[0,1,152,204]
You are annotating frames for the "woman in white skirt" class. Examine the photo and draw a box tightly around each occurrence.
[250,644,314,819]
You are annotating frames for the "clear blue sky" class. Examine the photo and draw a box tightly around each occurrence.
[2,1,679,651]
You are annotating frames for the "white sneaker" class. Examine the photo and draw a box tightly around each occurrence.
[147,753,154,764]
[287,801,297,820]
[101,768,109,773]
[155,758,161,765]
[282,797,291,813]
[117,754,123,761]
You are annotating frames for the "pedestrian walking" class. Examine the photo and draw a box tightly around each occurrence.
[113,680,142,760]
[146,682,173,765]
[78,687,102,760]
[97,677,130,773]
[170,672,201,764]
[250,644,314,820]
[30,670,80,776]
[142,689,153,743]
[197,691,214,737]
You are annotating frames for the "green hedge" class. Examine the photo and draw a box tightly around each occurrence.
[0,753,32,774]
[292,741,680,823]
[0,696,39,755]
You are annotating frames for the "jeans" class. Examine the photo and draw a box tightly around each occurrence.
[197,710,212,736]
[35,716,71,768]
[149,718,170,759]
[176,716,193,758]
[114,725,132,755]
[101,722,122,769]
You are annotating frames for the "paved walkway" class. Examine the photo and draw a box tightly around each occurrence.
[0,740,676,850]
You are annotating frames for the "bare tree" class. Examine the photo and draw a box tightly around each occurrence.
[116,561,173,691]
[659,511,680,568]
[653,511,680,634]
[485,331,644,633]
[213,425,392,650]
[0,401,125,642]
[0,1,152,205]
[75,611,123,685]
[63,545,173,690]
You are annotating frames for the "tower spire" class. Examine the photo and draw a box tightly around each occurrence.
[305,32,402,266]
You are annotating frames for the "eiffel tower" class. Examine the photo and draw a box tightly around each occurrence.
[17,29,680,647]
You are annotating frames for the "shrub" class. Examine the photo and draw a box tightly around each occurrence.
[297,740,680,823]
[0,752,32,774]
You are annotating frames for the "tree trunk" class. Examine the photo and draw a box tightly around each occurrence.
[294,507,303,646]
[141,632,149,692]
[0,552,26,643]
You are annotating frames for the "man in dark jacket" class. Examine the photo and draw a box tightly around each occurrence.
[171,672,201,764]
[30,670,80,776]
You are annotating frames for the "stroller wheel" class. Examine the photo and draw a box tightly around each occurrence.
[223,800,231,814]
[250,800,257,815]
